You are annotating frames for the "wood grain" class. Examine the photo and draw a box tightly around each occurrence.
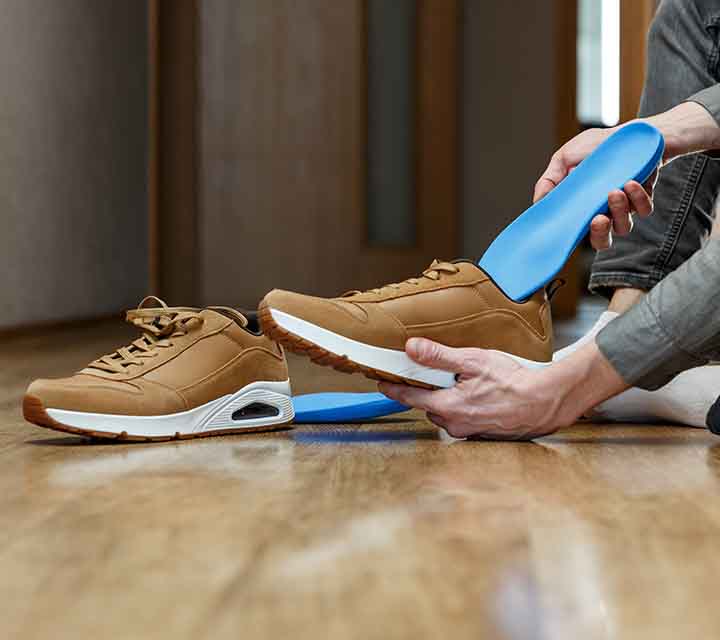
[552,0,581,319]
[197,0,459,308]
[2,312,720,639]
[620,0,655,122]
[155,0,200,304]
[415,0,459,257]
[148,0,160,296]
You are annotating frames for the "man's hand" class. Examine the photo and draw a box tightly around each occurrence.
[533,126,657,251]
[379,338,572,440]
[379,338,629,441]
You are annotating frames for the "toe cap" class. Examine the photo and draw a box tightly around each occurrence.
[25,375,181,415]
[262,289,405,349]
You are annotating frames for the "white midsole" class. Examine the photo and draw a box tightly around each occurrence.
[270,309,550,388]
[46,379,294,437]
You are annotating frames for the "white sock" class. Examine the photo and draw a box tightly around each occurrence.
[554,310,718,428]
[592,365,718,428]
[552,311,619,361]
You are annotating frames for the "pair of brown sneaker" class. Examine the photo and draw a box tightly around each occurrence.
[24,260,553,441]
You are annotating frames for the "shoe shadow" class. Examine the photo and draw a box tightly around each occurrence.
[27,435,131,447]
[26,427,295,448]
[292,429,439,444]
[27,418,422,448]
[291,418,438,444]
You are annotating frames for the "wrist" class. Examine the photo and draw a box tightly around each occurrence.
[641,102,720,161]
[539,341,629,427]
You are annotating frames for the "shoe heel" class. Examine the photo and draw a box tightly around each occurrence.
[203,380,294,432]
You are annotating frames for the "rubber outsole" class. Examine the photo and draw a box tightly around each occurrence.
[22,394,294,443]
[258,301,436,390]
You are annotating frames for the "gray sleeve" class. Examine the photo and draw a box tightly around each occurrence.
[596,238,720,390]
[686,84,720,125]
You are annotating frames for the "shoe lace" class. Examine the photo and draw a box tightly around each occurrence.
[343,259,460,297]
[88,296,204,374]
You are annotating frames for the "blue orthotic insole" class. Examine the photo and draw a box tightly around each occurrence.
[478,122,664,301]
[292,393,409,424]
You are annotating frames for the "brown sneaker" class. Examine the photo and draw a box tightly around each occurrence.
[259,260,553,388]
[23,297,294,441]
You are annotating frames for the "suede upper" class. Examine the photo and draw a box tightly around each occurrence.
[27,300,289,415]
[263,260,553,362]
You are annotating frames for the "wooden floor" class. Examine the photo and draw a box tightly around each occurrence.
[2,306,720,639]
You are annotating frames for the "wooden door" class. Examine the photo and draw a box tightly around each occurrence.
[550,0,656,317]
[151,0,459,307]
[620,0,655,121]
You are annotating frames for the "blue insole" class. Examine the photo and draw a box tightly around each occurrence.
[478,122,664,301]
[292,393,409,424]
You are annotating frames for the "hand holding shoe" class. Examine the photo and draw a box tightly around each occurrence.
[534,126,656,251]
[378,338,564,440]
[379,338,628,441]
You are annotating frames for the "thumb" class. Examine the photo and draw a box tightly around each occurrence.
[533,177,556,203]
[406,338,467,373]
[532,152,570,202]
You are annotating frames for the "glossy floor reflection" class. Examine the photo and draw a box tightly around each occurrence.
[2,312,720,639]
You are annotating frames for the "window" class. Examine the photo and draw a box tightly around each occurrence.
[577,0,620,126]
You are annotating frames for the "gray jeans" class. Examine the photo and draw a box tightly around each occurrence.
[590,0,720,298]
[591,0,720,397]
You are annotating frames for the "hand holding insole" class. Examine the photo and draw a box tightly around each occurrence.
[479,122,664,301]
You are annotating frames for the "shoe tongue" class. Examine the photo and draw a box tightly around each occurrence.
[207,306,249,327]
[452,258,488,277]
[426,258,479,272]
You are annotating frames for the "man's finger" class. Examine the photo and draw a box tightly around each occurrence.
[405,338,483,374]
[608,189,632,235]
[378,382,452,414]
[590,215,612,251]
[624,180,653,217]
[533,178,556,203]
[532,152,570,202]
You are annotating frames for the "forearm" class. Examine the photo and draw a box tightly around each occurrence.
[596,238,720,390]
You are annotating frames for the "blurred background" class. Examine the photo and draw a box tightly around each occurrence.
[0,0,655,333]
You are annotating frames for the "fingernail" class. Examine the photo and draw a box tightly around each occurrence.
[406,337,421,353]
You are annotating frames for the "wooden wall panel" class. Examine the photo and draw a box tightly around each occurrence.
[552,0,581,318]
[620,0,655,122]
[154,0,199,304]
[199,1,365,306]
[462,1,562,257]
[416,0,459,263]
[148,0,160,295]
[0,0,148,329]
[198,0,459,307]
[462,0,581,317]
